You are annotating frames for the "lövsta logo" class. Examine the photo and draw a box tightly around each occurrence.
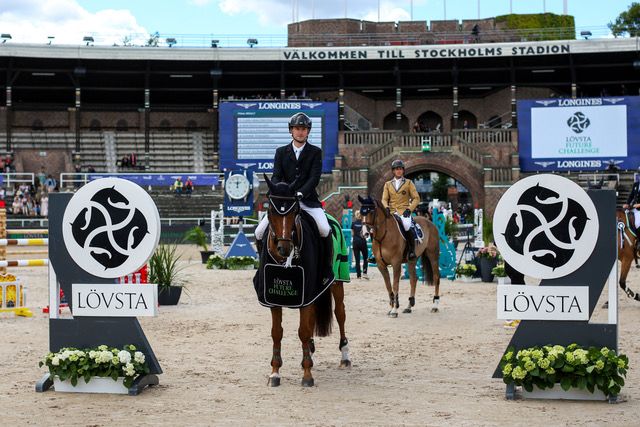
[566,111,591,134]
[493,174,599,280]
[63,178,160,278]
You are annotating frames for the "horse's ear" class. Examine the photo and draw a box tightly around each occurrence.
[264,173,273,192]
[357,195,365,204]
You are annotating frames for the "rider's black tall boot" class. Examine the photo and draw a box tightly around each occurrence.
[406,229,416,260]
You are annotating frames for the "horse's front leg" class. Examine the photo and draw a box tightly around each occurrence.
[403,261,417,314]
[377,258,394,314]
[268,307,283,387]
[331,282,351,368]
[389,264,401,318]
[299,305,315,387]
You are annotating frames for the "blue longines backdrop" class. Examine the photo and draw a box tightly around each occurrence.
[518,96,640,172]
[87,173,219,187]
[219,100,339,173]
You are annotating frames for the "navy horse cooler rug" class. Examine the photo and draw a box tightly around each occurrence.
[254,213,348,308]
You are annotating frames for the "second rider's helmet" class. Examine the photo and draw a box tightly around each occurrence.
[288,112,312,130]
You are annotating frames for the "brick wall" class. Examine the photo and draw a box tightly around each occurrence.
[13,110,70,130]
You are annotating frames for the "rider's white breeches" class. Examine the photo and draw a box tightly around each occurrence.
[255,202,330,240]
[633,209,640,228]
[394,213,412,231]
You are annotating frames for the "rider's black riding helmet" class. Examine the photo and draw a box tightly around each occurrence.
[391,159,405,170]
[288,112,312,131]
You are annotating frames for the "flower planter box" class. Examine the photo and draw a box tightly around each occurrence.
[479,257,498,282]
[522,384,607,401]
[53,376,128,394]
[497,277,511,285]
[200,251,216,264]
[228,265,255,270]
[460,276,481,283]
[158,286,182,305]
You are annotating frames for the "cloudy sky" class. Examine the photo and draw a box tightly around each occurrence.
[0,0,631,46]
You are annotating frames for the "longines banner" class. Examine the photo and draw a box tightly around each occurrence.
[518,96,640,171]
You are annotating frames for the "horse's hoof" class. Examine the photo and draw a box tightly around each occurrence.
[403,307,412,313]
[602,301,609,309]
[431,307,439,313]
[268,376,281,387]
[301,378,314,387]
[339,360,352,369]
[388,311,398,318]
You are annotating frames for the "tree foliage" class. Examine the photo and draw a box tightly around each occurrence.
[495,13,575,41]
[608,2,640,37]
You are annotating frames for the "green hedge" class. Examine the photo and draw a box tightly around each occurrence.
[495,13,575,41]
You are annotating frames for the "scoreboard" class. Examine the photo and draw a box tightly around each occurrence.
[219,101,338,173]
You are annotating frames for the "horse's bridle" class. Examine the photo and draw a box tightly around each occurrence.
[361,201,387,244]
[267,194,301,248]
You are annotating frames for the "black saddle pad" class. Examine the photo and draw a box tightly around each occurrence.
[253,210,333,308]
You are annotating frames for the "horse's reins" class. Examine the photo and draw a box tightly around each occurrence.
[362,202,391,265]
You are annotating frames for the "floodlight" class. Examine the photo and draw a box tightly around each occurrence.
[83,36,94,46]
[580,31,592,40]
[247,38,258,48]
[47,36,54,45]
[166,37,177,47]
[211,39,219,48]
[1,33,11,43]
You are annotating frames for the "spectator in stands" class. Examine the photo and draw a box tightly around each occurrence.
[129,152,137,168]
[121,155,130,168]
[37,167,46,188]
[412,121,421,133]
[41,191,49,217]
[87,165,96,173]
[44,175,57,193]
[289,92,298,99]
[4,155,12,173]
[0,187,4,201]
[173,177,184,195]
[185,178,194,196]
[74,165,82,189]
[463,120,469,130]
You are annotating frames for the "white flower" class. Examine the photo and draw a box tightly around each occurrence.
[134,351,145,364]
[123,362,136,377]
[51,356,60,366]
[118,350,132,364]
[89,350,97,359]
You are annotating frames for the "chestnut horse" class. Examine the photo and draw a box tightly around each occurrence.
[616,209,640,301]
[259,176,350,388]
[358,195,441,316]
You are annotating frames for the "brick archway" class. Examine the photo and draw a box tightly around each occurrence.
[368,153,485,209]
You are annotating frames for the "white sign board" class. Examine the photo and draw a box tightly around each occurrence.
[497,285,588,321]
[72,283,158,317]
[531,105,627,159]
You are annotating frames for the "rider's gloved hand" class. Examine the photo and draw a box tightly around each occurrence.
[386,207,391,216]
[296,192,303,200]
[402,209,411,218]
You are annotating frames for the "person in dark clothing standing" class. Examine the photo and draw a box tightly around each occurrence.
[351,210,369,280]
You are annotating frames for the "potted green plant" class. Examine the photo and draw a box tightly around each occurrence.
[183,226,215,264]
[206,253,225,269]
[225,255,256,270]
[39,344,149,394]
[492,264,510,285]
[477,244,499,282]
[500,344,629,400]
[456,263,477,282]
[148,244,185,305]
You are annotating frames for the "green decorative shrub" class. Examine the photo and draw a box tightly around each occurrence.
[495,13,575,41]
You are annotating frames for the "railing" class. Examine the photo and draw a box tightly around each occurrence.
[343,130,398,146]
[398,132,454,149]
[488,168,513,183]
[344,105,371,131]
[454,129,515,144]
[458,144,484,166]
[3,173,35,186]
[341,169,364,185]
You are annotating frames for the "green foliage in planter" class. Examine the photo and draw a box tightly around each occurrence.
[491,264,507,277]
[444,216,455,237]
[183,226,209,251]
[39,344,150,388]
[206,253,225,269]
[225,256,256,269]
[456,263,477,277]
[482,216,494,247]
[495,13,575,40]
[500,344,629,397]
[148,244,185,290]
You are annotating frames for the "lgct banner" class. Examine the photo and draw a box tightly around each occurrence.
[87,173,220,187]
[517,96,640,171]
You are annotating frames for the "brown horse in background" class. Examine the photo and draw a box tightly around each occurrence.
[358,195,441,316]
[261,176,350,388]
[616,209,640,301]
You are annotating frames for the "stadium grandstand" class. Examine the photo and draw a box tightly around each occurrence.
[1,14,639,232]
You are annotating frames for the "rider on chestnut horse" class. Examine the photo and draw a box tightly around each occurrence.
[381,159,420,260]
[254,112,333,282]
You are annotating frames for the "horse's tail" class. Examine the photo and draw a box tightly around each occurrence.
[421,251,433,286]
[314,287,333,337]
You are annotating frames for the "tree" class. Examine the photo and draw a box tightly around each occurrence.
[609,2,640,37]
[146,31,160,47]
[431,173,449,202]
